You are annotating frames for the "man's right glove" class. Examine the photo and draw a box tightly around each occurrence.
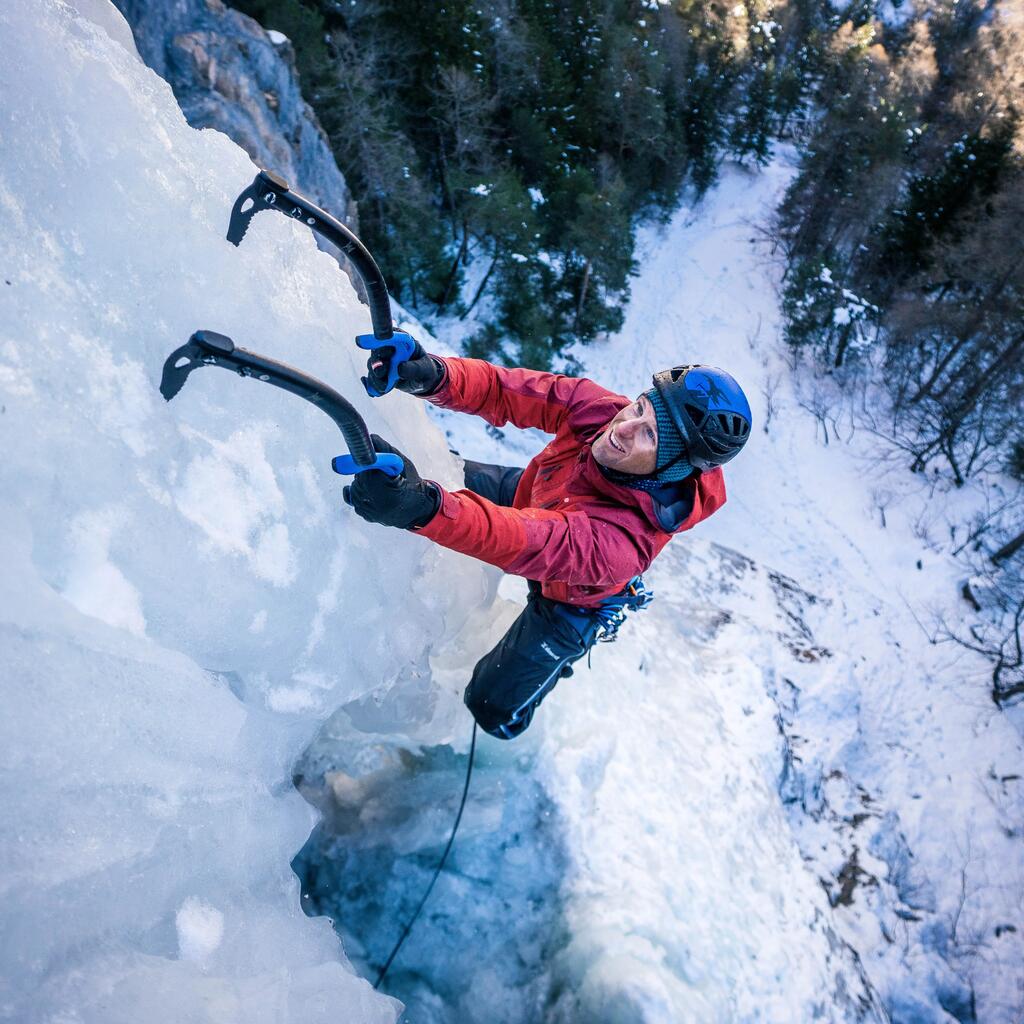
[362,339,444,397]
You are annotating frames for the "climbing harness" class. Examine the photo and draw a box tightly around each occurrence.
[374,723,478,990]
[591,576,655,643]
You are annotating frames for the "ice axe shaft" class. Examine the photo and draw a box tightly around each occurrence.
[227,170,416,396]
[228,170,384,323]
[159,330,402,478]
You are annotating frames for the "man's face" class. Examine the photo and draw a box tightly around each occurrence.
[592,393,660,475]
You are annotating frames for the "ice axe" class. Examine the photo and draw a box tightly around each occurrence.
[226,169,414,397]
[159,329,403,479]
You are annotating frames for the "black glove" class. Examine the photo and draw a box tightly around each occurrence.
[362,338,444,397]
[343,435,441,530]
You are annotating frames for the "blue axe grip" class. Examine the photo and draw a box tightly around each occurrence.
[356,330,417,397]
[331,452,404,478]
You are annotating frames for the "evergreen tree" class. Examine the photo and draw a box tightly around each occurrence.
[316,27,450,307]
[236,0,830,364]
[879,124,1015,285]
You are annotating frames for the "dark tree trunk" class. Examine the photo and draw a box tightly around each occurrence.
[945,331,1024,423]
[574,259,592,334]
[834,320,854,367]
[460,251,497,319]
[914,268,1017,404]
[438,224,468,311]
[992,528,1024,564]
[910,328,977,404]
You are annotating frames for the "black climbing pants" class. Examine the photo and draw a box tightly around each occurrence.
[461,459,602,740]
[461,458,525,508]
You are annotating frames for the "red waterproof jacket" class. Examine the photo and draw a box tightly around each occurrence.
[414,356,727,608]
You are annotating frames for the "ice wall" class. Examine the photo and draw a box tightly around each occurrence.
[0,2,493,1020]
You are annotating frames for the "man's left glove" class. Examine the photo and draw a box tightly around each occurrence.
[343,435,441,530]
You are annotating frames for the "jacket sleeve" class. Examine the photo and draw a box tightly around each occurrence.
[413,485,651,586]
[425,356,623,437]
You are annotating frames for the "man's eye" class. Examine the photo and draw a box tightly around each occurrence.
[647,428,655,442]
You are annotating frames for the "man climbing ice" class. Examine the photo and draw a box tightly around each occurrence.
[345,342,751,739]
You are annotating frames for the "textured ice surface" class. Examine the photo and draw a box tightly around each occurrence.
[0,2,488,1021]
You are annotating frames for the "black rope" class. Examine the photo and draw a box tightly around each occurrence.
[373,722,478,990]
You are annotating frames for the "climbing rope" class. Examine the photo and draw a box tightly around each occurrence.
[371,580,651,988]
[373,722,478,990]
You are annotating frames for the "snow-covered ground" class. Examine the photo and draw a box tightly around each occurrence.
[303,169,1024,1022]
[555,162,1024,1021]
[2,3,1022,1023]
[591,164,1024,1023]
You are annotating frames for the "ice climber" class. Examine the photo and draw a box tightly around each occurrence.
[345,342,752,739]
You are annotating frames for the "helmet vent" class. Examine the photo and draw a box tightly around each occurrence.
[652,364,751,467]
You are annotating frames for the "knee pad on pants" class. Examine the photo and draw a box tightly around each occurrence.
[463,681,518,737]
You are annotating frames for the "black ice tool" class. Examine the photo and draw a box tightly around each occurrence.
[160,330,402,478]
[226,170,416,396]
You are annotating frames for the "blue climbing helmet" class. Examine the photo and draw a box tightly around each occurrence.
[652,365,752,470]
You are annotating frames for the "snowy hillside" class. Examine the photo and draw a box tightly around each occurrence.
[555,166,1024,1023]
[297,165,1024,1022]
[2,3,1022,1024]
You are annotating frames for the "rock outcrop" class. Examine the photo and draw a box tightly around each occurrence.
[113,0,355,228]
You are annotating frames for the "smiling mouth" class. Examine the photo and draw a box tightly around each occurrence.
[608,430,626,454]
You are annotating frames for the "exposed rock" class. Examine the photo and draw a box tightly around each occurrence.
[112,0,356,232]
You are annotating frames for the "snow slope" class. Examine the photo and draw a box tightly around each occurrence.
[571,163,1024,1023]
